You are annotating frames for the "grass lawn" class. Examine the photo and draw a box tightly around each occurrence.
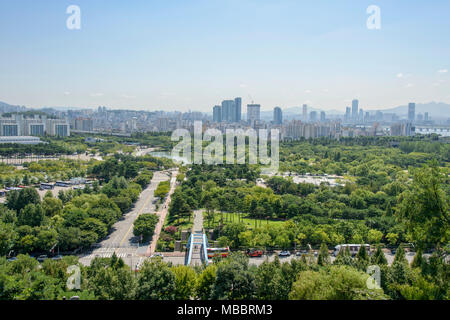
[163,211,194,232]
[202,211,285,230]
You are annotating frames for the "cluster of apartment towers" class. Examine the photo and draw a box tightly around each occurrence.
[212,97,283,128]
[213,98,422,126]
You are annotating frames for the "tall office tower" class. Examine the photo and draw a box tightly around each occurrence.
[234,97,242,122]
[309,111,317,122]
[424,112,429,121]
[273,107,283,125]
[302,104,308,121]
[221,100,235,122]
[247,104,261,126]
[365,112,370,122]
[345,107,351,121]
[376,111,383,121]
[320,111,326,122]
[359,109,364,122]
[221,100,228,122]
[213,105,222,123]
[230,102,236,122]
[352,99,359,121]
[408,103,416,122]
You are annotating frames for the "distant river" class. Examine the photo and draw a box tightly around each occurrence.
[149,151,190,164]
[415,127,450,137]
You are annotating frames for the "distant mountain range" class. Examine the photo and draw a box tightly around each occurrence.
[377,102,450,118]
[0,101,26,113]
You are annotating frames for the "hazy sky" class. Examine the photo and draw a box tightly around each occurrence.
[1,0,449,112]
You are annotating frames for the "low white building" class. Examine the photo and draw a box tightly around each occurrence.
[0,136,43,144]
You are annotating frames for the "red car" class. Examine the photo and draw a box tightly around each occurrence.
[247,249,264,257]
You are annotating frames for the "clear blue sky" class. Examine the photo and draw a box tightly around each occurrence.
[1,0,449,112]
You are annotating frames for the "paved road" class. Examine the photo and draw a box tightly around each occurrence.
[78,171,171,267]
[146,169,178,256]
[247,250,420,266]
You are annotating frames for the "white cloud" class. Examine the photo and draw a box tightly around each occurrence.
[438,69,448,74]
[396,73,403,78]
[405,83,414,88]
[304,89,311,94]
[239,83,247,88]
[90,93,104,97]
[63,91,71,96]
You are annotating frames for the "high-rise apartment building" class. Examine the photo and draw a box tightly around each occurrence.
[0,113,70,137]
[219,98,242,123]
[273,107,283,125]
[247,104,261,126]
[390,122,414,136]
[213,105,222,123]
[320,111,326,122]
[234,97,242,122]
[345,107,351,121]
[302,104,308,121]
[408,103,416,122]
[74,118,94,131]
[221,100,234,122]
[284,120,338,140]
[352,99,359,121]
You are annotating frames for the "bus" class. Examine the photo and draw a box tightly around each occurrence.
[40,183,55,190]
[207,247,230,259]
[55,181,71,187]
[334,244,370,257]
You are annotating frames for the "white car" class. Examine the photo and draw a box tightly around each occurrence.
[278,251,291,257]
[150,253,164,258]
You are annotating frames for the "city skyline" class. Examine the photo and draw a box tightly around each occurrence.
[2,98,450,118]
[1,1,449,111]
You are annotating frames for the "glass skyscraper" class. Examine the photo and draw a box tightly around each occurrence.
[273,107,282,125]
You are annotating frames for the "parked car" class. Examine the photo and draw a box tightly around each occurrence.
[52,255,63,261]
[37,255,48,262]
[7,257,18,262]
[391,249,396,255]
[278,251,291,257]
[150,253,164,258]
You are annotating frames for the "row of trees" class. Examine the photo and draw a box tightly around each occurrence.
[0,153,166,255]
[167,145,447,250]
[1,243,448,300]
